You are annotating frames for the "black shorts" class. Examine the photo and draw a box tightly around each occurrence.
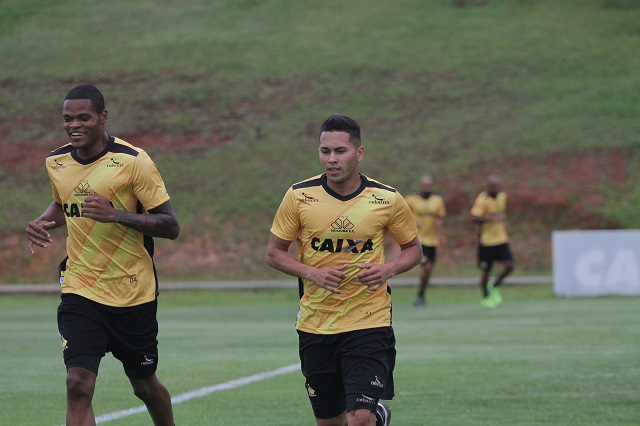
[298,326,396,419]
[477,243,514,272]
[421,245,437,265]
[57,293,160,379]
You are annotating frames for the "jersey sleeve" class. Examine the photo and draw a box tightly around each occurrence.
[49,176,61,204]
[405,195,417,215]
[270,187,300,242]
[130,151,171,211]
[470,194,486,217]
[387,192,419,245]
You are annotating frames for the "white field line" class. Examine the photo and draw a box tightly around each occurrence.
[56,362,300,425]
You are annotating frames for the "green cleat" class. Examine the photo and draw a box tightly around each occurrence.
[488,284,503,305]
[480,297,497,308]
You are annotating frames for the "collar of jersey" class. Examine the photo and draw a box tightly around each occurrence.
[321,173,368,202]
[71,134,115,165]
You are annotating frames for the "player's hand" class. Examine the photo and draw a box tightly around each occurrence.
[309,264,347,294]
[356,263,392,291]
[26,219,57,254]
[82,188,117,223]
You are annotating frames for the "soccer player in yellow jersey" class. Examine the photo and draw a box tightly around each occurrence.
[266,114,422,426]
[469,175,515,308]
[405,175,446,307]
[25,85,180,426]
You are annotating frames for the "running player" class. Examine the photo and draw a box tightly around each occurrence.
[25,85,180,426]
[266,113,421,426]
[469,174,515,308]
[406,175,446,307]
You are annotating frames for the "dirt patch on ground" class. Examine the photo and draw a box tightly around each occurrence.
[2,132,631,283]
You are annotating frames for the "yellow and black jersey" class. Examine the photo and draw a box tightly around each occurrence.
[46,135,171,307]
[405,193,446,247]
[270,174,418,335]
[470,191,509,246]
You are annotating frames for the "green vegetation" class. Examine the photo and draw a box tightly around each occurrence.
[1,0,639,281]
[1,285,638,425]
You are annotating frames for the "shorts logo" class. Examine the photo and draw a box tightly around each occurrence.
[356,394,376,405]
[141,356,155,366]
[61,336,68,351]
[306,384,316,397]
[371,376,384,388]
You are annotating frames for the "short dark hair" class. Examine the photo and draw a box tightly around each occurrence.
[320,113,361,146]
[64,85,105,113]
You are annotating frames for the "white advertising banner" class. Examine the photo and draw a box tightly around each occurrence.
[552,230,640,296]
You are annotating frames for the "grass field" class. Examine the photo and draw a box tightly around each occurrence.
[1,284,638,425]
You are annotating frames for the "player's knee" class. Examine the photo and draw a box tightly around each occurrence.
[132,381,154,402]
[131,376,164,403]
[347,408,376,426]
[66,371,95,402]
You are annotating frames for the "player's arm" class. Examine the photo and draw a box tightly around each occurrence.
[469,213,486,224]
[26,201,67,254]
[470,212,504,224]
[82,189,180,240]
[357,235,422,291]
[266,233,344,294]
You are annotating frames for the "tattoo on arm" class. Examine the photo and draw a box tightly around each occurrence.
[115,201,180,240]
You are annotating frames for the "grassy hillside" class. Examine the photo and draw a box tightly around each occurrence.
[1,0,639,282]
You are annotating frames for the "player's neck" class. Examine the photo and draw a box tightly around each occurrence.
[327,174,362,196]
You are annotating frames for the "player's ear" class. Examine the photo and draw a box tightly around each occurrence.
[100,109,108,126]
[357,146,365,162]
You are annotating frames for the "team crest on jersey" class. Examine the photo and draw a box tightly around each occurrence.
[331,215,354,233]
[74,181,91,196]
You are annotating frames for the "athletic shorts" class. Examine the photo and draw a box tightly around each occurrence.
[57,293,160,379]
[298,326,396,419]
[421,245,437,265]
[477,242,514,272]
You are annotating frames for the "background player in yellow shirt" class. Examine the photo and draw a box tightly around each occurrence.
[406,175,446,307]
[469,175,515,308]
[266,114,421,426]
[25,85,180,426]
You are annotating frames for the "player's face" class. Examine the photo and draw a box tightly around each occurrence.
[319,131,364,189]
[487,180,501,196]
[420,178,433,193]
[63,99,108,159]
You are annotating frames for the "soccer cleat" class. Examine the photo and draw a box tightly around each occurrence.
[413,297,425,307]
[376,401,391,426]
[480,297,497,308]
[488,283,503,305]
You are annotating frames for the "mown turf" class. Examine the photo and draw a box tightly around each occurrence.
[1,284,638,425]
